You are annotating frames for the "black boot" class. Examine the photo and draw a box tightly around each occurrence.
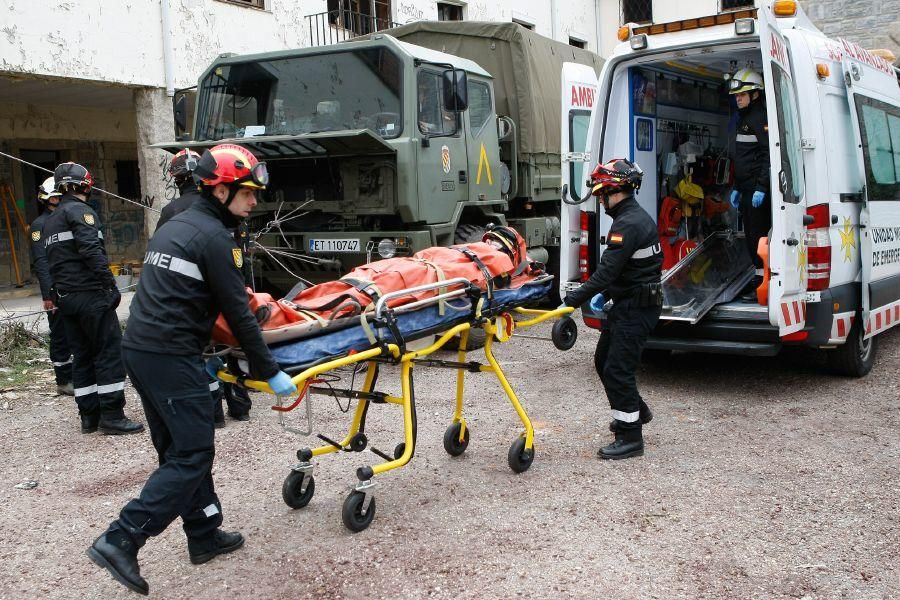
[609,401,653,432]
[740,276,763,303]
[98,415,145,435]
[188,530,245,565]
[87,532,149,595]
[81,414,100,434]
[598,430,644,460]
[57,382,75,396]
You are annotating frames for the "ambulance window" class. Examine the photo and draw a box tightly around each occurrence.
[771,64,805,204]
[568,110,592,203]
[467,80,492,133]
[855,97,900,201]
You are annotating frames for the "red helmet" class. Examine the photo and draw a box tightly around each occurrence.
[168,149,201,179]
[54,162,94,193]
[193,144,268,189]
[483,224,527,269]
[589,158,643,196]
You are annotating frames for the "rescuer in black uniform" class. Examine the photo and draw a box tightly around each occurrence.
[88,143,298,595]
[727,68,770,301]
[563,158,662,460]
[156,148,253,425]
[30,176,74,397]
[42,163,144,435]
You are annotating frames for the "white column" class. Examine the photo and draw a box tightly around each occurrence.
[133,87,174,238]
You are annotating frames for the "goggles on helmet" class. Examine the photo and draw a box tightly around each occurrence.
[233,161,270,189]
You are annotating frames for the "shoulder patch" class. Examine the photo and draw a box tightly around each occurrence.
[83,213,95,226]
[232,248,243,269]
[31,230,41,242]
[608,232,624,245]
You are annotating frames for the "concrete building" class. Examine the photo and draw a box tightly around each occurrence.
[0,0,895,288]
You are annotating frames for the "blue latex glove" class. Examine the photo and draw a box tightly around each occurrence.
[729,189,741,208]
[205,357,225,380]
[267,371,298,396]
[589,293,606,312]
[751,190,765,208]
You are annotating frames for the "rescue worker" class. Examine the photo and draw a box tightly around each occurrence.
[29,177,73,396]
[727,68,770,301]
[88,143,298,595]
[43,162,144,435]
[156,148,253,426]
[563,158,662,460]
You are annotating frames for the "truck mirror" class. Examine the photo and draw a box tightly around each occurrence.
[442,69,468,112]
[172,87,197,141]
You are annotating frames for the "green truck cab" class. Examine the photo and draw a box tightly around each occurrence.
[162,22,603,291]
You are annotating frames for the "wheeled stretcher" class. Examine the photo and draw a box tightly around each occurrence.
[215,275,577,532]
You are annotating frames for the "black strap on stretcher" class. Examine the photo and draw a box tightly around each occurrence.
[452,247,511,301]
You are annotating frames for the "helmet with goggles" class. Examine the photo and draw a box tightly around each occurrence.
[726,68,764,95]
[588,158,644,197]
[193,144,268,190]
[38,176,61,203]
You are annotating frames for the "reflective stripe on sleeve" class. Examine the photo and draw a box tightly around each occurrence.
[611,409,640,423]
[209,381,220,391]
[97,381,126,394]
[736,134,758,143]
[52,358,73,367]
[74,384,98,397]
[632,243,661,260]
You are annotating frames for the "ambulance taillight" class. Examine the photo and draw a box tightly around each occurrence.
[579,210,590,282]
[805,204,831,291]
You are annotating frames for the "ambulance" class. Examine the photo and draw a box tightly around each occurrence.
[559,1,900,376]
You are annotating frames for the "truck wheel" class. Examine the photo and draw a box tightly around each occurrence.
[444,327,487,351]
[826,317,877,377]
[454,224,486,244]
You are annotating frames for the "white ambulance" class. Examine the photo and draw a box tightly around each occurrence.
[559,1,900,376]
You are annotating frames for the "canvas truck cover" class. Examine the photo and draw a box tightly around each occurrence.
[384,21,604,159]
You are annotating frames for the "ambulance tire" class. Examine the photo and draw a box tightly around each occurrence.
[826,318,877,377]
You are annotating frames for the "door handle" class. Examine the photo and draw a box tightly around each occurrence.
[786,238,799,246]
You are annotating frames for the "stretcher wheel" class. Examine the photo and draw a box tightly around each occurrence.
[393,443,406,460]
[507,437,535,473]
[442,423,470,457]
[551,317,578,351]
[282,471,315,509]
[342,491,376,532]
[350,432,368,452]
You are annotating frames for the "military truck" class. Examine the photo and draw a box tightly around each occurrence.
[162,22,603,293]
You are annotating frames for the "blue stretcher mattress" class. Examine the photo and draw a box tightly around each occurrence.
[270,281,551,368]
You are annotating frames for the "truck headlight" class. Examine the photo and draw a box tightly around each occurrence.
[377,238,397,259]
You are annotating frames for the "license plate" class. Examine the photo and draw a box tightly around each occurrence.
[307,238,361,253]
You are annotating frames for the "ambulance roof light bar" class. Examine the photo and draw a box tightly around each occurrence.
[630,8,757,38]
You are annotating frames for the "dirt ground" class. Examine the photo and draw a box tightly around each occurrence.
[0,319,897,599]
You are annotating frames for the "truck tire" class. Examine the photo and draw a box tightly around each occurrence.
[444,327,487,351]
[826,317,877,377]
[454,224,486,244]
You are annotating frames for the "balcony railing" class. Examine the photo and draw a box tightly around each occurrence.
[306,10,398,47]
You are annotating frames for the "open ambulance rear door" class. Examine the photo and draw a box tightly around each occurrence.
[840,45,900,338]
[759,5,808,336]
[559,62,600,300]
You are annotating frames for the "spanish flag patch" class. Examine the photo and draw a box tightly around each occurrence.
[609,232,624,244]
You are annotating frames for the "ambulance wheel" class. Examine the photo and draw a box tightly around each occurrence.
[827,317,877,377]
[342,491,376,532]
[507,437,534,473]
[551,316,578,351]
[443,423,470,456]
[282,471,315,509]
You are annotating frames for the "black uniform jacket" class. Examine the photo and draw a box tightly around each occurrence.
[122,193,279,380]
[733,97,770,192]
[43,194,116,292]
[564,196,662,307]
[29,211,54,301]
[156,183,199,229]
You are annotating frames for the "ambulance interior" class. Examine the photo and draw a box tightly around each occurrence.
[602,46,770,324]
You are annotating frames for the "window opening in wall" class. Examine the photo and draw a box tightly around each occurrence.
[621,0,652,24]
[327,0,393,35]
[720,0,755,11]
[569,38,586,49]
[217,0,265,9]
[115,161,141,200]
[19,149,60,223]
[437,2,464,21]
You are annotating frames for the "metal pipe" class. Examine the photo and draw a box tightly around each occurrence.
[550,0,558,41]
[160,0,175,96]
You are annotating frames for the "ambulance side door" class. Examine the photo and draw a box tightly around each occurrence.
[760,9,808,335]
[559,62,600,300]
[841,56,900,338]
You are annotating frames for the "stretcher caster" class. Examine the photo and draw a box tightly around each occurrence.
[393,443,406,460]
[350,432,368,452]
[282,464,315,509]
[342,481,377,532]
[507,437,535,473]
[551,316,578,351]
[443,422,470,457]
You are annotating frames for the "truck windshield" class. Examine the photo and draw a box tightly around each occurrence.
[195,47,403,141]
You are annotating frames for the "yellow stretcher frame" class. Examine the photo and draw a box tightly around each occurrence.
[217,286,575,532]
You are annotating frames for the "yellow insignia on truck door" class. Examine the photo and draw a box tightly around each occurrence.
[31,230,40,242]
[232,248,243,268]
[83,213,95,226]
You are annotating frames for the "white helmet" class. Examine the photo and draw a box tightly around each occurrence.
[727,68,764,95]
[38,176,61,202]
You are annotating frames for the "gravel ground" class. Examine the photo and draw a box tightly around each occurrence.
[0,318,897,599]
